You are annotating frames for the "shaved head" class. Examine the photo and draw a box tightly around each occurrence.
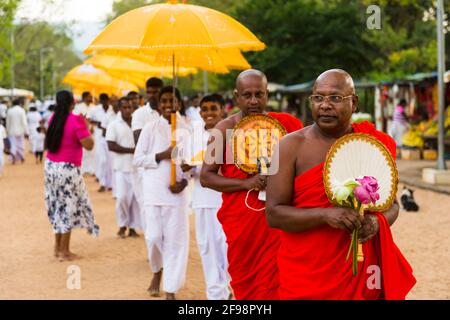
[310,69,358,135]
[313,69,355,95]
[236,69,268,91]
[234,69,269,116]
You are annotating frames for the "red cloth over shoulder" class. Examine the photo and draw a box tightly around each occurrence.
[278,121,415,300]
[217,112,303,300]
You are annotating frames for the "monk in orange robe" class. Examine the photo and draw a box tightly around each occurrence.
[201,69,303,300]
[266,69,416,300]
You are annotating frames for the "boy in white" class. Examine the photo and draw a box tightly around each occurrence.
[182,94,230,300]
[101,96,119,197]
[133,86,190,300]
[0,123,7,176]
[131,77,163,144]
[6,98,29,164]
[74,91,95,175]
[106,97,141,238]
[27,106,42,153]
[90,93,114,192]
[33,126,45,164]
[131,78,162,241]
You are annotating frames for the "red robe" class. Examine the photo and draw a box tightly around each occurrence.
[278,121,416,299]
[217,112,303,300]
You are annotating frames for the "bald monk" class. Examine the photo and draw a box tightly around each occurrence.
[266,69,416,300]
[200,69,303,300]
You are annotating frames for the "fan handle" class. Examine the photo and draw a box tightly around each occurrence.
[357,206,365,262]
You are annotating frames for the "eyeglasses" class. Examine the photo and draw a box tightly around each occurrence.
[309,94,354,104]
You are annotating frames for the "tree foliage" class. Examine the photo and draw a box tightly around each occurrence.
[0,0,21,86]
[10,21,82,97]
[0,0,81,97]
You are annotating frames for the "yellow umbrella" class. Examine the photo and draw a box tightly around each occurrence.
[63,64,139,96]
[84,54,198,86]
[84,1,264,186]
[84,2,263,73]
[118,47,251,74]
[72,85,123,98]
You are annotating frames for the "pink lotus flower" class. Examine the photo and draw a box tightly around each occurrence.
[354,176,380,204]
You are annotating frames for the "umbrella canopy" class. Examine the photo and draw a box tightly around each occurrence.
[63,64,139,96]
[118,47,251,74]
[84,54,198,85]
[84,2,263,73]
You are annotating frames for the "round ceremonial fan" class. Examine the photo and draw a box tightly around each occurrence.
[231,114,287,174]
[323,133,398,211]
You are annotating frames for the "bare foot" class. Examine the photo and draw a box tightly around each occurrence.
[166,293,176,300]
[117,227,127,238]
[59,252,81,262]
[98,186,106,192]
[128,228,140,238]
[147,271,162,297]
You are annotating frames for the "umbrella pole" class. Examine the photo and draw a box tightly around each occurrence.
[170,52,177,187]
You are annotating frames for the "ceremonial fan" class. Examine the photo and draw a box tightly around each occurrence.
[323,133,398,273]
[231,114,287,211]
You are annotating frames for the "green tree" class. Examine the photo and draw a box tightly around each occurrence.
[232,0,378,85]
[0,0,21,86]
[363,0,449,81]
[6,21,82,97]
[103,0,450,92]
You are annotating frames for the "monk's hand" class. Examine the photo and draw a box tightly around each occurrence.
[323,207,364,233]
[244,174,267,191]
[169,179,188,194]
[358,214,379,243]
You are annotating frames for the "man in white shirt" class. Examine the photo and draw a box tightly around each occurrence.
[90,93,114,192]
[101,95,119,197]
[0,100,7,125]
[181,94,230,300]
[127,91,141,112]
[0,123,7,175]
[185,94,203,123]
[27,106,43,153]
[6,97,29,164]
[43,104,55,129]
[132,77,163,144]
[131,78,163,243]
[106,97,141,238]
[133,86,190,300]
[73,91,94,117]
[74,92,95,175]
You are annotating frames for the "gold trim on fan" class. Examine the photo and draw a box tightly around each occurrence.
[231,114,287,174]
[323,133,399,212]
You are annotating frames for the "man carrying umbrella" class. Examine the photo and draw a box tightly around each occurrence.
[132,77,163,144]
[200,69,303,300]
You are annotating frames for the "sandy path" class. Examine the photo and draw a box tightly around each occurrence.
[0,150,449,299]
[0,151,206,299]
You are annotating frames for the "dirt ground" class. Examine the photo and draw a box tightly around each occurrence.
[0,150,449,299]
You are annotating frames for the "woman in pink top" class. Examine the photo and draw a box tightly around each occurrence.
[44,90,99,262]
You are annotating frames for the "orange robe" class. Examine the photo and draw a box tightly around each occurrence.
[278,121,416,299]
[217,112,303,300]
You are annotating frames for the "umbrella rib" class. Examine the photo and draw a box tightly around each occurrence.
[138,5,164,51]
[189,9,218,50]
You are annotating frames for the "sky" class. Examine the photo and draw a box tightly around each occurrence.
[15,0,114,54]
